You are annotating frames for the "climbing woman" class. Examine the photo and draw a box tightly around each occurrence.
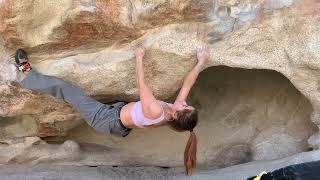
[15,45,209,175]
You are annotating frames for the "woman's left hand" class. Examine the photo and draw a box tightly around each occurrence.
[135,47,145,61]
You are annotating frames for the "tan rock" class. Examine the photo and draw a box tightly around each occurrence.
[0,137,81,164]
[0,84,82,137]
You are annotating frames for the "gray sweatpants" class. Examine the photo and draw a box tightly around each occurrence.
[21,70,131,137]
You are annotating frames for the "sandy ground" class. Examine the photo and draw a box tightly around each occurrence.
[0,150,319,180]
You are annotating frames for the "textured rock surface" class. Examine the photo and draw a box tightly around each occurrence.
[0,0,320,173]
[0,84,82,137]
[0,66,316,168]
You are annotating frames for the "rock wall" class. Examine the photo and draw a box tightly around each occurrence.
[0,66,316,168]
[0,0,320,170]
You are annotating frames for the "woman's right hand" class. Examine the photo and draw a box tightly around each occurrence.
[135,47,145,61]
[196,45,210,67]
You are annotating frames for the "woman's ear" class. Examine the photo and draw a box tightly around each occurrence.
[172,111,178,120]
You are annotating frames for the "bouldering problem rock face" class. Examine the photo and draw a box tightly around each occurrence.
[0,0,320,175]
[0,137,82,165]
[0,84,83,138]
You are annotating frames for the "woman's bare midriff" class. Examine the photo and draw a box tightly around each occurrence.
[119,102,138,129]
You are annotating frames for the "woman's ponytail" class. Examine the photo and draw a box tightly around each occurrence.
[168,109,198,175]
[184,130,197,176]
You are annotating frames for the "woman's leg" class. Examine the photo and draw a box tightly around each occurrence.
[21,70,131,137]
[21,70,105,126]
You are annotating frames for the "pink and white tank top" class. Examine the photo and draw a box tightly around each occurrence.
[131,101,173,128]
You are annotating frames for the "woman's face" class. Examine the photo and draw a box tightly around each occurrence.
[173,100,195,112]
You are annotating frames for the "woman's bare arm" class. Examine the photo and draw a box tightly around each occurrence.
[175,46,210,103]
[135,47,163,119]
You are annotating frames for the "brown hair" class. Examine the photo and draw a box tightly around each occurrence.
[168,109,198,175]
